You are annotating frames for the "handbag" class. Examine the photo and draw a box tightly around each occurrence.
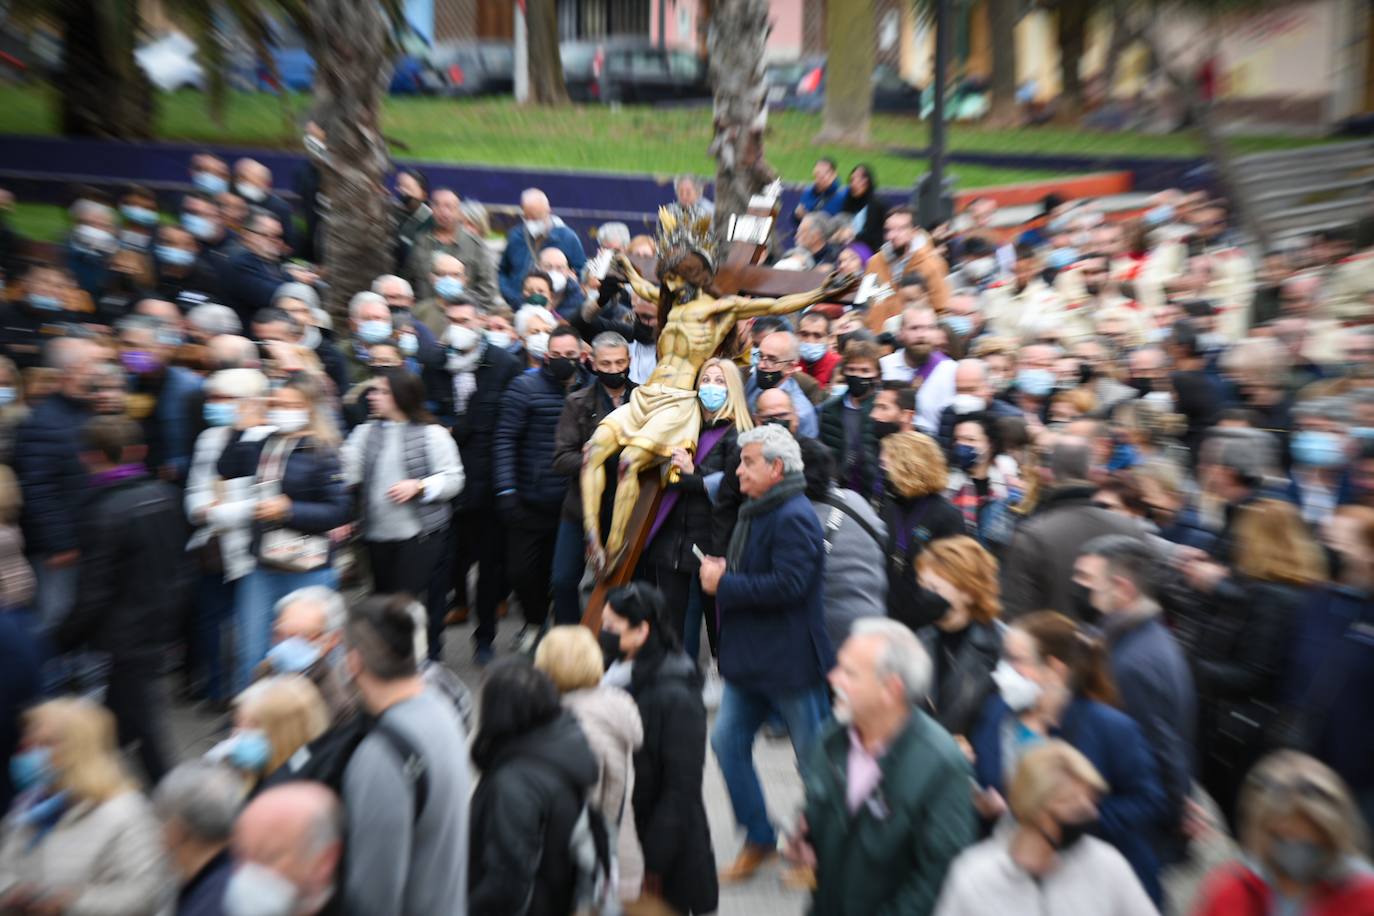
[256,437,330,573]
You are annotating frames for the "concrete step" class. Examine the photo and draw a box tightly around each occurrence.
[1232,140,1374,170]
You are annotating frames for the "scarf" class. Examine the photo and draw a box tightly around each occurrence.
[726,471,806,570]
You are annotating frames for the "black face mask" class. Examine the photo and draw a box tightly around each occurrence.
[632,320,656,345]
[845,374,876,401]
[1051,816,1097,851]
[596,369,627,390]
[1069,581,1101,625]
[761,417,792,430]
[1129,376,1154,398]
[598,630,623,669]
[547,356,579,382]
[1084,281,1104,297]
[1078,363,1096,386]
[873,419,902,440]
[754,368,784,390]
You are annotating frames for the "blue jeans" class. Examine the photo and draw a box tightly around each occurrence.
[550,518,586,627]
[235,565,337,693]
[195,575,238,702]
[710,680,830,848]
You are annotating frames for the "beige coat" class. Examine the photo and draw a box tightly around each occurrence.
[563,685,645,901]
[0,790,172,916]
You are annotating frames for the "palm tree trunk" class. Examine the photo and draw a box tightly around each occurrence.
[985,0,1019,127]
[1055,0,1091,121]
[816,0,873,144]
[526,0,569,105]
[707,0,777,234]
[56,0,153,138]
[307,0,395,324]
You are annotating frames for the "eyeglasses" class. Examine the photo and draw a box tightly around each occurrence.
[1245,771,1340,804]
[757,355,795,370]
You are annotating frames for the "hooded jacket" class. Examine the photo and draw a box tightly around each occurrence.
[468,712,598,916]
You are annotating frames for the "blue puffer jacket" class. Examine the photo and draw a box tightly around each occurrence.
[493,368,578,513]
[497,220,587,307]
[15,393,91,555]
[216,432,352,549]
[716,488,832,694]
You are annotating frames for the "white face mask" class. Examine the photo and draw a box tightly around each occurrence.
[952,394,986,414]
[236,181,267,203]
[73,224,117,255]
[525,218,550,237]
[448,324,480,351]
[525,332,550,360]
[223,863,300,916]
[485,330,512,350]
[300,325,322,351]
[992,660,1043,713]
[268,408,310,433]
[548,271,568,294]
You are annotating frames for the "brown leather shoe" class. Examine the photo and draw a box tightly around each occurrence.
[718,842,777,883]
[780,863,817,891]
[444,606,469,626]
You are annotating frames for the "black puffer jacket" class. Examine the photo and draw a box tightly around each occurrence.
[642,420,744,570]
[15,393,91,555]
[468,712,599,916]
[426,344,522,510]
[493,368,581,513]
[818,394,882,499]
[919,619,1003,737]
[630,645,718,915]
[58,473,189,661]
[551,380,636,524]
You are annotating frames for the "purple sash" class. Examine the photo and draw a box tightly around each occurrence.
[914,351,949,383]
[646,424,729,545]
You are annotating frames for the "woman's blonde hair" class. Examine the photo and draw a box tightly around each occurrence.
[1239,750,1369,858]
[26,698,133,803]
[699,357,754,434]
[1008,739,1108,824]
[235,676,329,776]
[534,625,605,694]
[1234,498,1327,586]
[281,371,340,447]
[880,431,948,497]
[1050,387,1096,419]
[916,536,1001,624]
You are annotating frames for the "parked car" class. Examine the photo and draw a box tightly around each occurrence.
[431,41,513,96]
[561,37,710,104]
[232,20,444,95]
[766,56,925,114]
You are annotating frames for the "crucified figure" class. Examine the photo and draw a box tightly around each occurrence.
[580,250,857,572]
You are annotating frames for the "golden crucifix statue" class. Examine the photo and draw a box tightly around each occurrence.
[580,207,858,572]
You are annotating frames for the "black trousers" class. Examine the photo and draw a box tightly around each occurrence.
[368,533,446,658]
[640,562,719,657]
[106,656,170,785]
[506,504,561,629]
[450,507,509,649]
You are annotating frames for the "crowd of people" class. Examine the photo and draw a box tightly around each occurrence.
[0,143,1370,916]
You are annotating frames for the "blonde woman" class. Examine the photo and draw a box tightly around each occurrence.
[935,740,1156,916]
[0,465,33,614]
[212,675,329,792]
[915,536,1005,737]
[640,357,753,657]
[0,356,28,467]
[879,431,967,632]
[0,699,171,914]
[1181,498,1326,829]
[1193,751,1374,915]
[534,626,644,902]
[217,370,350,692]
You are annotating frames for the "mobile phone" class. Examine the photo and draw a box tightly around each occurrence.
[691,544,707,563]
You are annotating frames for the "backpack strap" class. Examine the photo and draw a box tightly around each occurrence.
[372,719,430,822]
[821,491,885,549]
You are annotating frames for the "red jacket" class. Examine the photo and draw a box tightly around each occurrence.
[801,350,841,387]
[1192,863,1374,916]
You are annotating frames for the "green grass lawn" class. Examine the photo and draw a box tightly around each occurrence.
[0,85,1330,196]
[10,202,71,243]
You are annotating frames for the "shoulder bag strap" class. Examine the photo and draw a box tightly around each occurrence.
[821,492,885,549]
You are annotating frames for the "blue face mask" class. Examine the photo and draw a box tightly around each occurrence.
[750,347,762,367]
[29,294,62,312]
[203,401,238,427]
[0,387,15,407]
[398,334,419,356]
[156,245,197,268]
[10,747,53,794]
[181,213,217,241]
[952,443,980,471]
[1352,427,1374,443]
[192,171,228,195]
[266,636,323,674]
[228,730,272,773]
[944,315,973,338]
[1291,430,1346,469]
[434,276,465,301]
[698,383,728,413]
[1144,204,1175,227]
[121,204,159,227]
[358,319,393,345]
[1046,247,1080,270]
[798,342,827,364]
[1016,368,1056,398]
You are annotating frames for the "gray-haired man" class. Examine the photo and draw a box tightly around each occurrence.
[154,760,244,915]
[699,424,833,882]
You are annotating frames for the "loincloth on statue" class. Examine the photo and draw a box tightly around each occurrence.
[600,384,702,458]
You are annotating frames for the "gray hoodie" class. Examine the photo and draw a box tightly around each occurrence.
[811,485,889,648]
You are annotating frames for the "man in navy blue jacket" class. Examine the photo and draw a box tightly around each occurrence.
[700,423,832,883]
[493,324,586,650]
[497,189,586,307]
